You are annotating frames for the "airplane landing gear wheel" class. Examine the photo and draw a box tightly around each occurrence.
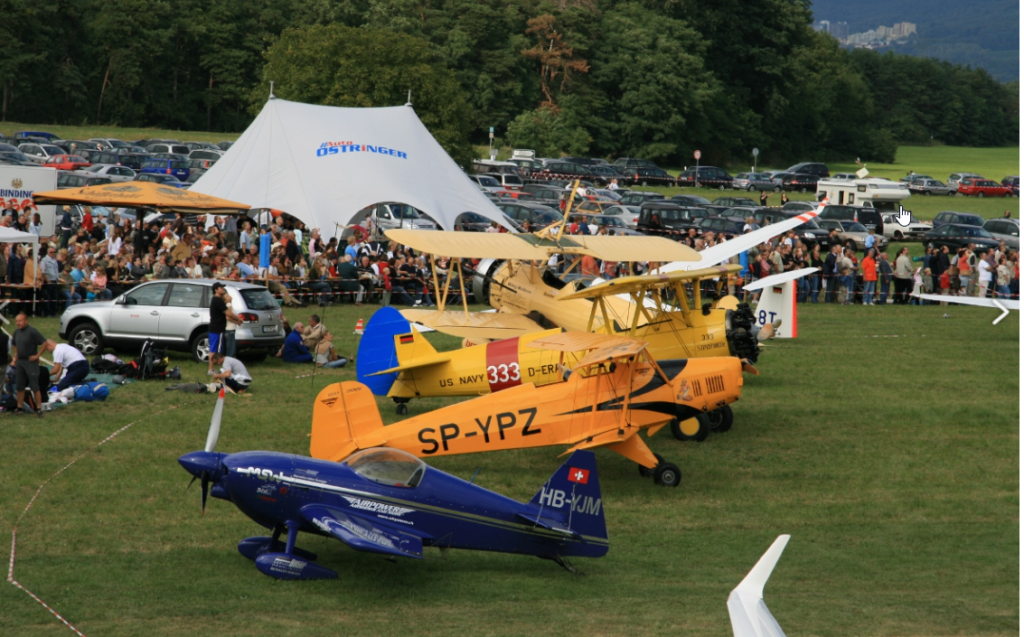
[707,405,734,433]
[653,462,681,487]
[638,453,665,478]
[395,402,409,415]
[671,413,711,441]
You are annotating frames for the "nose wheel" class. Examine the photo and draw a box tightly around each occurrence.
[393,398,410,415]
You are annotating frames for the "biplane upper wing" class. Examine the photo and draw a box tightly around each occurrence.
[560,264,743,300]
[385,229,700,263]
[400,309,545,341]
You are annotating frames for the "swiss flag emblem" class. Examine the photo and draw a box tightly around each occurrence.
[568,467,589,484]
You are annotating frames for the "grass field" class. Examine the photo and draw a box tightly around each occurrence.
[0,299,1018,637]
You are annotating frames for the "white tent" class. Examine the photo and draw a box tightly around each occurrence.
[191,98,511,233]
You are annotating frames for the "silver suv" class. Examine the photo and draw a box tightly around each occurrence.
[58,279,285,362]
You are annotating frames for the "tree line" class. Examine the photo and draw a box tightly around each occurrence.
[0,0,1017,169]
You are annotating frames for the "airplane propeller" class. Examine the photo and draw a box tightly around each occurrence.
[185,388,225,515]
[756,319,782,342]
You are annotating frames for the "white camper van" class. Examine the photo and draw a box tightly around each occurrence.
[816,178,910,212]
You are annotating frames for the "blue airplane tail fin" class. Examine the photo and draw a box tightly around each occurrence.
[356,307,412,396]
[528,451,607,551]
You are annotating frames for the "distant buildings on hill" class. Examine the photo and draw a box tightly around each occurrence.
[814,21,917,49]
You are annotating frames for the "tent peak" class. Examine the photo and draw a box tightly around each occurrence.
[269,81,276,100]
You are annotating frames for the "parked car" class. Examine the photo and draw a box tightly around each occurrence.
[57,139,103,153]
[43,154,91,171]
[713,196,757,208]
[114,153,147,171]
[599,204,642,229]
[185,141,220,152]
[571,213,640,236]
[0,151,36,166]
[946,172,982,190]
[817,219,890,252]
[89,138,131,149]
[880,212,930,241]
[780,201,817,212]
[56,171,113,189]
[957,177,1014,198]
[613,158,659,171]
[146,142,191,155]
[773,172,818,192]
[469,174,504,193]
[670,193,731,215]
[981,218,1019,250]
[697,216,746,239]
[677,166,733,190]
[528,187,568,210]
[1000,176,1019,196]
[483,172,524,192]
[498,202,562,228]
[59,279,285,362]
[908,177,955,196]
[818,204,885,234]
[77,150,124,166]
[135,173,188,188]
[360,202,438,232]
[189,158,217,171]
[540,160,606,184]
[15,130,60,141]
[922,223,1000,253]
[622,166,675,188]
[78,164,137,182]
[732,172,776,191]
[140,158,190,182]
[933,211,985,228]
[636,201,706,235]
[783,162,830,178]
[454,212,493,232]
[17,142,67,163]
[574,199,619,214]
[619,191,665,206]
[590,188,621,201]
[587,164,625,182]
[189,149,223,161]
[216,141,234,151]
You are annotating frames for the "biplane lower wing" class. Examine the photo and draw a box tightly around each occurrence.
[400,309,545,341]
[300,505,424,559]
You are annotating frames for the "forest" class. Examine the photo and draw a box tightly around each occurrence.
[0,0,1016,168]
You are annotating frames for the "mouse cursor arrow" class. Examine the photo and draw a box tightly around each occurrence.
[993,299,1009,325]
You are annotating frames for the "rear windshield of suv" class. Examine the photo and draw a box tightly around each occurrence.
[240,288,278,310]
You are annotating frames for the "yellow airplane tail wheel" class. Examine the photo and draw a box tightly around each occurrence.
[671,414,711,442]
[653,461,681,487]
[708,405,734,433]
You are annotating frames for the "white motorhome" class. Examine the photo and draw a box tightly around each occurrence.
[0,164,57,235]
[816,177,910,212]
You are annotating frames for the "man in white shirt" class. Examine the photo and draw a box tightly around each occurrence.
[45,339,89,390]
[210,352,252,393]
[977,249,992,298]
[608,179,619,191]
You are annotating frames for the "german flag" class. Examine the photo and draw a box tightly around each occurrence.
[399,334,415,345]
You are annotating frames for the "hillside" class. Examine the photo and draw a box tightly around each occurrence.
[810,0,1019,80]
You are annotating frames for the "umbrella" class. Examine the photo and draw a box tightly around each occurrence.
[32,181,250,214]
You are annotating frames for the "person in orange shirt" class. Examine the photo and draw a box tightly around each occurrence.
[580,255,599,277]
[861,248,878,305]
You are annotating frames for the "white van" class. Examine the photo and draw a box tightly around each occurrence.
[471,159,520,175]
[816,178,910,212]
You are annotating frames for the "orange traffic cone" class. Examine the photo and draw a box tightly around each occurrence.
[354,318,364,335]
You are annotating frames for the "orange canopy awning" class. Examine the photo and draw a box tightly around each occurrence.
[32,181,251,214]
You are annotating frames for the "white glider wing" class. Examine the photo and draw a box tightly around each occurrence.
[728,534,790,637]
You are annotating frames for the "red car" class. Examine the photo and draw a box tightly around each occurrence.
[957,177,1014,198]
[43,154,91,171]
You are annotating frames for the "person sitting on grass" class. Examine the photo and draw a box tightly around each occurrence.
[210,352,252,394]
[277,322,313,363]
[312,330,348,369]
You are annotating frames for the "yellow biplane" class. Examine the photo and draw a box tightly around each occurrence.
[315,332,754,487]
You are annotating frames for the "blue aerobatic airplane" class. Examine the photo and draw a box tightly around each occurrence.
[179,390,608,580]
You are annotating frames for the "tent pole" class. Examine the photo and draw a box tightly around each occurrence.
[430,253,444,311]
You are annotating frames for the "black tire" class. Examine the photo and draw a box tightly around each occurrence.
[671,413,711,442]
[69,322,104,356]
[653,462,681,487]
[774,186,782,193]
[191,332,210,364]
[707,405,734,433]
[244,352,268,363]
[924,190,931,196]
[894,230,904,241]
[641,180,648,186]
[1005,192,1014,198]
[719,184,726,190]
[800,187,808,193]
[976,192,984,198]
[396,403,408,416]
[845,240,856,250]
[747,185,754,192]
[638,453,665,478]
[947,190,955,196]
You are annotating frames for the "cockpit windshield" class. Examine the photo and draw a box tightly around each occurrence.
[344,448,426,487]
